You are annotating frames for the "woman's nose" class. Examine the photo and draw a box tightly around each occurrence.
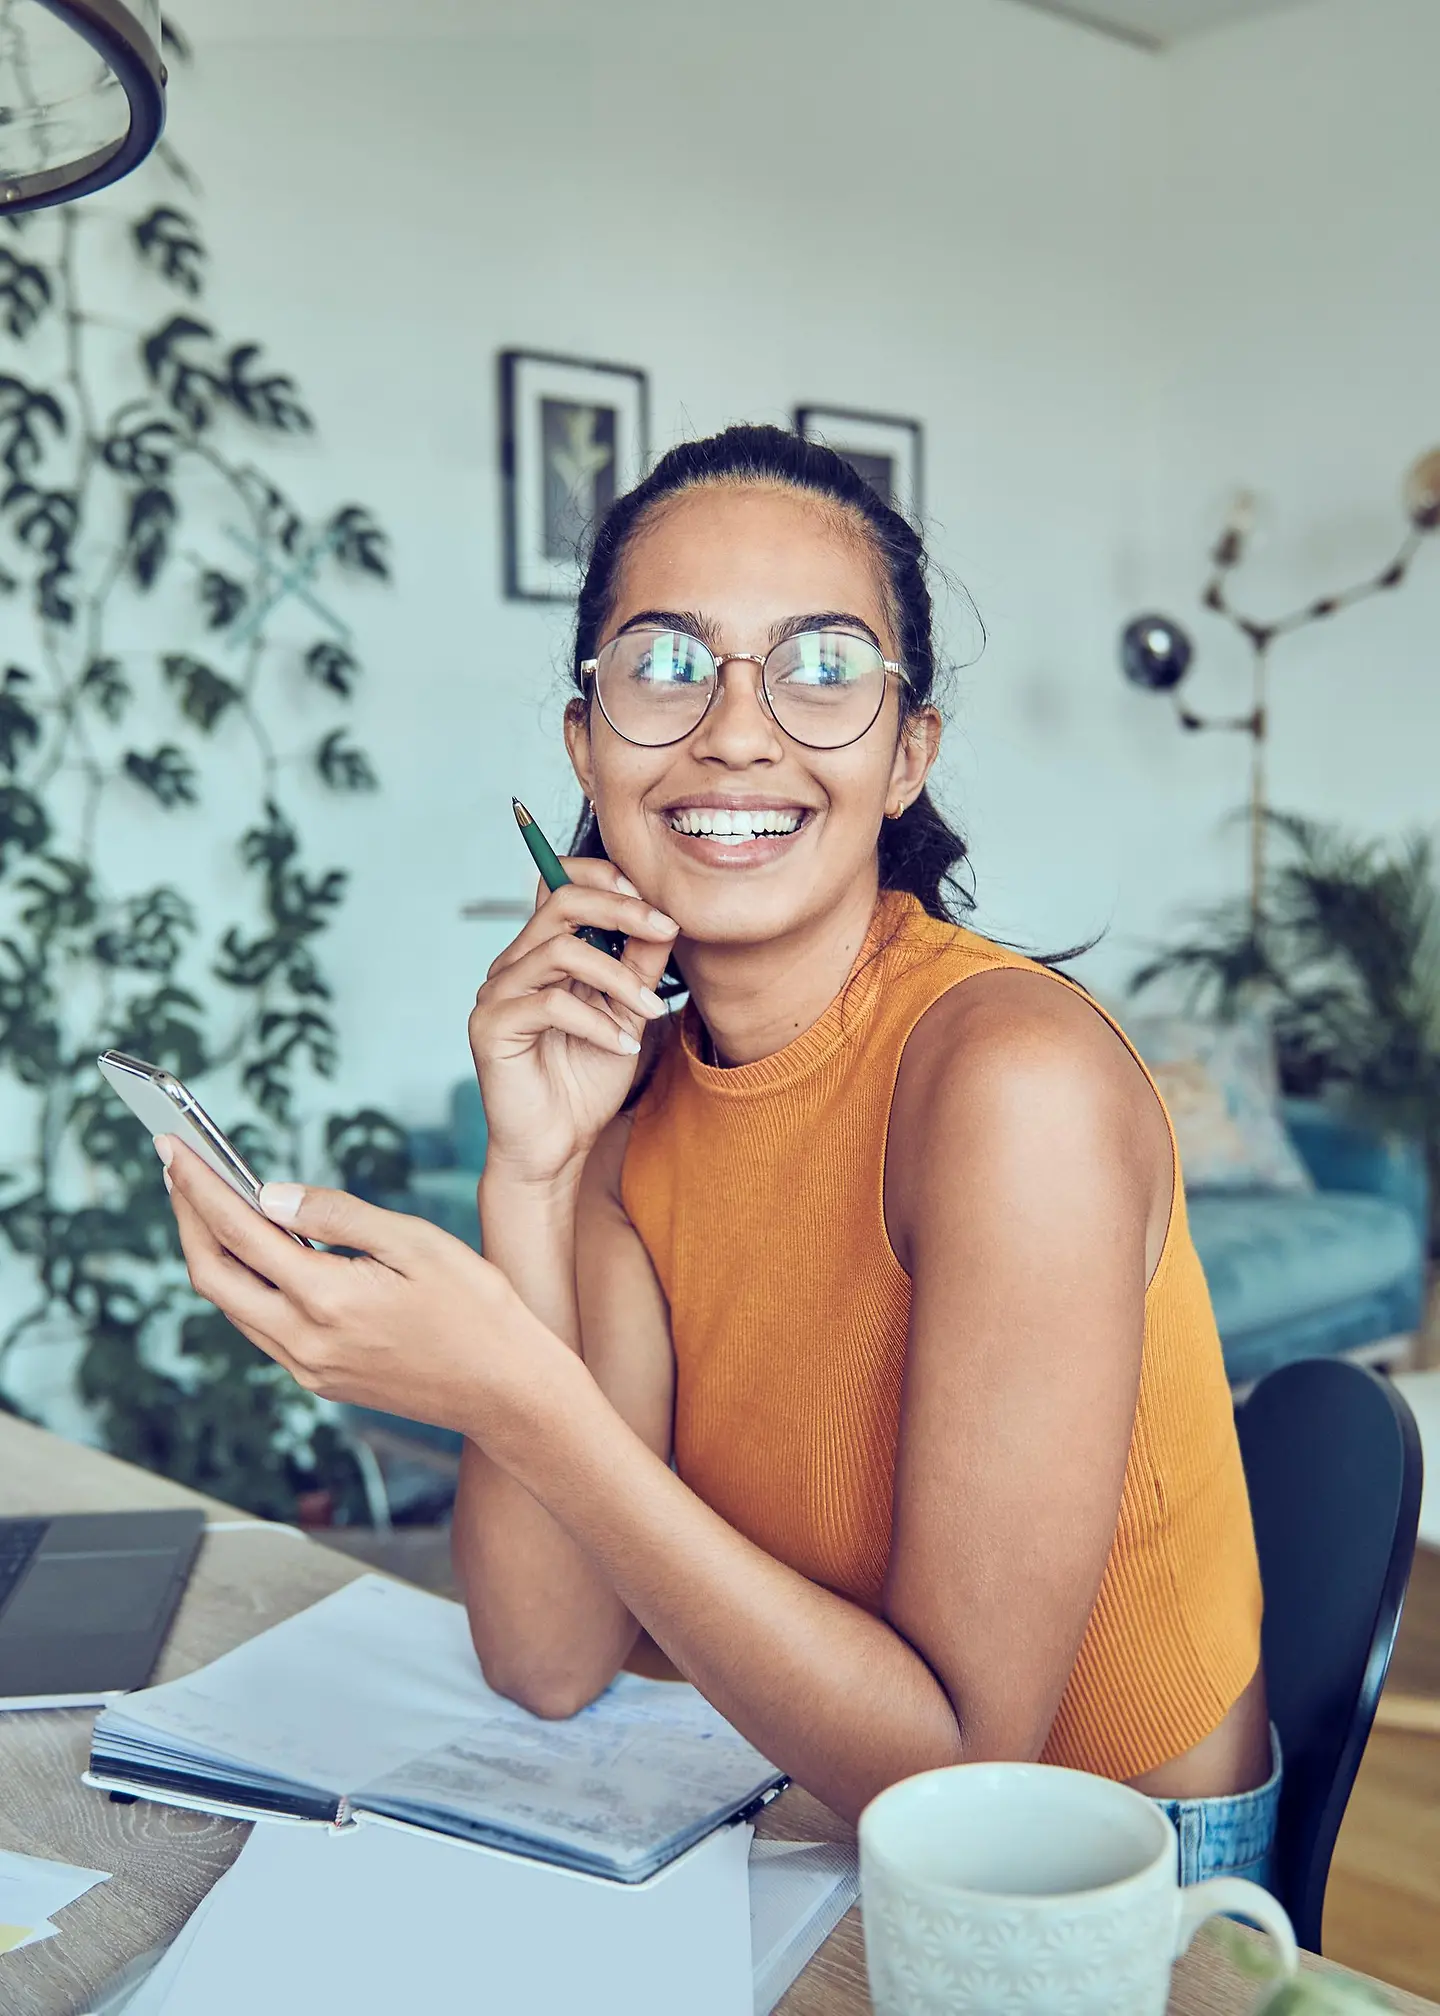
[689,659,785,765]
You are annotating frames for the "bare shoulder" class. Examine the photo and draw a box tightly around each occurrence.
[887,966,1171,1269]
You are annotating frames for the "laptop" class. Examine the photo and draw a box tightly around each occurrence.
[0,1509,205,1709]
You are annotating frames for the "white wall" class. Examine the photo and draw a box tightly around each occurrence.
[9,0,1438,1153]
[1155,0,1440,863]
[141,0,1167,1132]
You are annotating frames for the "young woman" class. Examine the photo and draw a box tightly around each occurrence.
[160,424,1280,1886]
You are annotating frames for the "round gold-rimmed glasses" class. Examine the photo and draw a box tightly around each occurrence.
[580,628,909,751]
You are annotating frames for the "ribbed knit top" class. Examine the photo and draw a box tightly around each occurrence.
[620,892,1263,1782]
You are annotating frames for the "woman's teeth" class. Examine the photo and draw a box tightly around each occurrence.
[668,808,803,839]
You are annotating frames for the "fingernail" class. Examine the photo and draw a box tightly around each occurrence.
[617,1031,642,1054]
[162,1169,173,1195]
[648,909,679,934]
[153,1134,174,1167]
[616,876,639,898]
[637,988,666,1017]
[259,1182,304,1225]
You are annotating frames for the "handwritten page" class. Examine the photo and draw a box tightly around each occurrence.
[362,1673,779,1877]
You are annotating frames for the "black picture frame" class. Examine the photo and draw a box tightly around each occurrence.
[500,350,650,602]
[793,405,924,521]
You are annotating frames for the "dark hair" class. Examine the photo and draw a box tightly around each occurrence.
[566,422,975,923]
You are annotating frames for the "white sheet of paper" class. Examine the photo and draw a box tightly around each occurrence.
[115,1811,754,2016]
[0,1848,110,1932]
[95,1575,501,1792]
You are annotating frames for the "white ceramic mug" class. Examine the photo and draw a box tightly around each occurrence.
[859,1761,1297,2016]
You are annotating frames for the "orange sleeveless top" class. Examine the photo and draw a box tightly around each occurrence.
[620,892,1262,1783]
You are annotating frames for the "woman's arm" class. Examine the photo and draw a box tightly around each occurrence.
[453,1117,676,1713]
[162,971,1170,1822]
[450,857,680,1708]
[464,975,1168,1817]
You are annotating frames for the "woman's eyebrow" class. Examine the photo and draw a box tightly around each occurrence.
[612,608,721,648]
[769,612,884,651]
[610,609,886,653]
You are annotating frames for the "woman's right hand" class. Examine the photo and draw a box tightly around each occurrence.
[467,859,680,1190]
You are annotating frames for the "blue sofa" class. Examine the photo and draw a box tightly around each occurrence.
[1189,1100,1427,1386]
[358,1084,1428,1424]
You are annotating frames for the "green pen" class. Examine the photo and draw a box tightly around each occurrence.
[512,798,627,962]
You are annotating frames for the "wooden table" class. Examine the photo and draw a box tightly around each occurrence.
[2,1415,1435,2016]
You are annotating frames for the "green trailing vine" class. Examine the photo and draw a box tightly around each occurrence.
[0,112,409,1518]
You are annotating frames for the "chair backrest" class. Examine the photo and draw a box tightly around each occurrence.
[1235,1357,1423,1952]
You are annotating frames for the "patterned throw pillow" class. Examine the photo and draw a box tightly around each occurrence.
[1122,1012,1313,1194]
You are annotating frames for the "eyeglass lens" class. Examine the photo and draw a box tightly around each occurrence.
[593,630,892,749]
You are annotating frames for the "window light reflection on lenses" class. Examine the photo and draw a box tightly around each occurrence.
[584,627,908,750]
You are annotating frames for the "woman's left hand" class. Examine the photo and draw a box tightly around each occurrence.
[158,1136,556,1440]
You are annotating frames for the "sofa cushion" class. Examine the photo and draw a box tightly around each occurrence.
[1188,1189,1424,1345]
[1126,1013,1312,1193]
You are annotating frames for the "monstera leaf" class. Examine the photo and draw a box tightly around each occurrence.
[13,485,77,559]
[0,247,51,339]
[329,505,390,578]
[15,855,95,936]
[162,654,241,732]
[239,797,299,875]
[227,344,310,433]
[102,417,179,482]
[126,485,176,589]
[123,745,198,809]
[93,885,197,972]
[132,205,206,296]
[326,1109,412,1193]
[0,936,59,1085]
[199,569,246,629]
[304,641,358,697]
[80,657,131,723]
[0,375,65,484]
[142,316,227,431]
[110,983,207,1078]
[315,730,377,792]
[0,783,50,870]
[0,669,41,772]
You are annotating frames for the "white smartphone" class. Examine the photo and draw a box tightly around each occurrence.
[96,1050,312,1246]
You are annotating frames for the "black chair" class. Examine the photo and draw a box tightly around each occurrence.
[1236,1356,1423,1952]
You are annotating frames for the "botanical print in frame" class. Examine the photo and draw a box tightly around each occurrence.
[793,406,924,522]
[501,351,650,601]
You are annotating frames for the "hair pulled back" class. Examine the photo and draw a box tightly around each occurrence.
[568,422,974,923]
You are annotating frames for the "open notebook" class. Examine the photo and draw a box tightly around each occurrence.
[87,1574,785,1884]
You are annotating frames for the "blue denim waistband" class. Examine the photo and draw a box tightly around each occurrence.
[1150,1723,1283,1888]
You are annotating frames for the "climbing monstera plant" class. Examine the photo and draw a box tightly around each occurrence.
[0,55,409,1518]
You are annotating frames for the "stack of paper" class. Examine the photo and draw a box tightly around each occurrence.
[94,1822,857,2016]
[0,1848,109,1954]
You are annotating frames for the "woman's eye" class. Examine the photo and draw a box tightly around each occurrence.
[636,642,707,686]
[779,645,856,687]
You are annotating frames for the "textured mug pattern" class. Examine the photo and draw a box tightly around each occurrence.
[863,1862,1181,2016]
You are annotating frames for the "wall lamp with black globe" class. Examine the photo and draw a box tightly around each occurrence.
[1120,453,1440,926]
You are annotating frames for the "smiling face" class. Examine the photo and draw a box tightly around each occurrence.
[565,482,939,954]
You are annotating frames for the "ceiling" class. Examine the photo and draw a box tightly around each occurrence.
[1004,0,1318,49]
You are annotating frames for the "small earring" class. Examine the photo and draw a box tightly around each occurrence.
[886,801,905,820]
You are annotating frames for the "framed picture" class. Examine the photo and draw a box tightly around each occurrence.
[793,406,924,521]
[500,350,650,601]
